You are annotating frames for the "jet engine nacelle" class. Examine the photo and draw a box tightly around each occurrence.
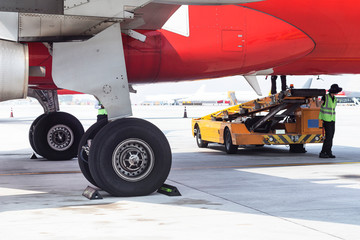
[0,40,28,102]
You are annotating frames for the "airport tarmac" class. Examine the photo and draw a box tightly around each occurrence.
[0,104,360,239]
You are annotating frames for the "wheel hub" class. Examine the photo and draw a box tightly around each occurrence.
[112,139,155,182]
[47,124,74,151]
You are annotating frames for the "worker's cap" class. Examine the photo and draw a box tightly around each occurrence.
[329,84,342,93]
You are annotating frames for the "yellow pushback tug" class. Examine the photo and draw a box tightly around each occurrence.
[192,88,326,154]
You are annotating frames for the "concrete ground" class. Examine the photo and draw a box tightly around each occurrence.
[0,104,359,239]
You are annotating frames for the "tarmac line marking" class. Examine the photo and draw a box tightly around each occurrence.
[172,161,360,170]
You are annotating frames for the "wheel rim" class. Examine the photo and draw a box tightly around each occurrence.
[112,138,155,182]
[47,124,74,151]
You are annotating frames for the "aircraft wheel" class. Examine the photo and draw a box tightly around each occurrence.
[88,118,172,197]
[195,126,208,148]
[33,112,84,160]
[78,119,108,187]
[224,128,238,154]
[29,114,46,154]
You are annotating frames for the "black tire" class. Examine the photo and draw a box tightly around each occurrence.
[224,128,238,154]
[78,119,108,187]
[195,126,208,148]
[33,112,84,160]
[29,114,46,154]
[88,118,172,197]
[289,144,307,153]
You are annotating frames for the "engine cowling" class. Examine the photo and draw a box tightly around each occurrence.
[0,40,28,102]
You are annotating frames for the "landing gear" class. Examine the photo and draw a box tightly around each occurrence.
[30,112,84,160]
[28,89,84,160]
[49,23,171,196]
[87,118,172,197]
[77,119,108,187]
[29,113,46,155]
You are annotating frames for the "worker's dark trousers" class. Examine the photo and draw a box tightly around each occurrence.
[271,75,287,94]
[97,114,108,122]
[321,120,335,154]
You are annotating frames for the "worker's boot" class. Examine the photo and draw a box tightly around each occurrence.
[319,152,329,158]
[328,152,336,158]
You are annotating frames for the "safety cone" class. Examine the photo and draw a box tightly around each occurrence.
[183,106,187,118]
[10,108,14,118]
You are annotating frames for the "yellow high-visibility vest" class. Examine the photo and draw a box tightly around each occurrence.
[319,94,337,122]
[98,108,107,115]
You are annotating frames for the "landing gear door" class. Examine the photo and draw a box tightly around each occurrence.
[52,23,132,120]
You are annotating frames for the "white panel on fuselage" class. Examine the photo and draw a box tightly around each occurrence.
[162,5,189,37]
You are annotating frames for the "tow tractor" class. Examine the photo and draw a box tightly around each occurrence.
[192,88,326,154]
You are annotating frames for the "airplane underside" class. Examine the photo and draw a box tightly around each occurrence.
[1,0,360,196]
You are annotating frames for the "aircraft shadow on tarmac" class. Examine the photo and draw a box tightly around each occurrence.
[169,150,360,226]
[1,168,360,228]
[0,145,360,228]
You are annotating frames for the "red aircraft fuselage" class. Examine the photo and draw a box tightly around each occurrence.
[28,0,360,90]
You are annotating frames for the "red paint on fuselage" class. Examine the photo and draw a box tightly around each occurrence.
[27,1,360,89]
[240,0,360,74]
[28,42,57,90]
[125,5,314,83]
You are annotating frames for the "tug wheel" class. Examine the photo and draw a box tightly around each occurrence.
[224,128,238,154]
[195,125,208,148]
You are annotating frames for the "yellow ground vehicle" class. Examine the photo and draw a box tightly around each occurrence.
[192,88,325,154]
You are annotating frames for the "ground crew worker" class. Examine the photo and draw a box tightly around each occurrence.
[319,84,342,158]
[271,75,287,94]
[97,103,108,121]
